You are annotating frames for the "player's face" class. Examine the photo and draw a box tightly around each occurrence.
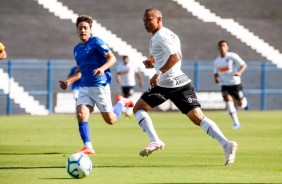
[143,11,161,34]
[218,42,229,56]
[123,57,129,64]
[77,21,91,43]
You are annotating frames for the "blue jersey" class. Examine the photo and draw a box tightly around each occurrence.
[69,66,81,90]
[73,36,112,87]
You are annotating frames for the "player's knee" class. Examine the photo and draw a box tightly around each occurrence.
[104,115,117,125]
[105,118,116,125]
[133,106,138,114]
[187,108,204,126]
[237,100,243,106]
[77,111,88,121]
[76,105,92,121]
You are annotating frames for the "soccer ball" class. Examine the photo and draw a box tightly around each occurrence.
[66,153,92,179]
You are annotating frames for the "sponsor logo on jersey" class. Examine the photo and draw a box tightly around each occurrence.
[187,97,198,103]
[219,66,229,72]
[174,74,189,85]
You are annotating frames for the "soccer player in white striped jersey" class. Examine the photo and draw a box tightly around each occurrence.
[133,8,238,166]
[214,40,249,129]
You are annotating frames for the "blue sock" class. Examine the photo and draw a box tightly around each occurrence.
[113,102,123,118]
[78,122,91,144]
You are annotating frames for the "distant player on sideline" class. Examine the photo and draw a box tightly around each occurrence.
[214,40,248,129]
[0,42,7,59]
[59,15,134,155]
[68,66,81,100]
[116,55,144,116]
[133,8,238,166]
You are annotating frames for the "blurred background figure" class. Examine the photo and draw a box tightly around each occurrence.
[214,40,248,129]
[116,55,144,117]
[0,43,7,59]
[68,66,81,100]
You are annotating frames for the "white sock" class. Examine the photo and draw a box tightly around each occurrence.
[125,107,133,116]
[200,117,229,147]
[240,97,248,109]
[85,142,93,149]
[226,101,240,126]
[135,110,160,142]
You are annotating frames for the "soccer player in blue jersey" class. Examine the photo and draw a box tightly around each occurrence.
[59,15,134,155]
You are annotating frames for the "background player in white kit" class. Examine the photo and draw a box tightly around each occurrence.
[214,40,249,129]
[116,55,144,116]
[133,8,238,166]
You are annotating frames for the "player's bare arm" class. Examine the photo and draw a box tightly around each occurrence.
[143,60,154,68]
[93,51,116,76]
[60,66,81,90]
[234,63,247,76]
[214,73,220,84]
[150,53,181,86]
[135,72,144,87]
[116,72,122,83]
[159,53,181,73]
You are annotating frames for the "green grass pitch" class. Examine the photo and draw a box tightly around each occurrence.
[0,111,282,183]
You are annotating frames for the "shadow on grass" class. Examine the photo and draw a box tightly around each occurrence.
[0,152,63,155]
[41,178,73,180]
[0,166,64,170]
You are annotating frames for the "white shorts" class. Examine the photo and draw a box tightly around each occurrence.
[72,89,79,99]
[77,85,113,112]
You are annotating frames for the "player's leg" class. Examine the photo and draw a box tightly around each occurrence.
[187,108,238,166]
[133,87,165,157]
[224,95,241,129]
[76,104,95,154]
[75,87,95,154]
[237,96,248,110]
[93,85,134,124]
[188,108,229,146]
[170,83,230,148]
[222,86,241,129]
[122,86,134,117]
[233,84,249,110]
[122,86,131,98]
[171,83,238,165]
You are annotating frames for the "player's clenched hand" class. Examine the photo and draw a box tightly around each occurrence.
[234,72,241,76]
[59,80,68,90]
[93,68,104,77]
[150,74,160,87]
[143,60,154,68]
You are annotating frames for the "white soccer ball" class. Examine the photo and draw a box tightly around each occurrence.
[66,153,92,179]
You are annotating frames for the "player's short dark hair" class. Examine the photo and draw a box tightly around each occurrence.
[145,7,162,17]
[218,40,228,46]
[76,15,93,28]
[122,55,128,60]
